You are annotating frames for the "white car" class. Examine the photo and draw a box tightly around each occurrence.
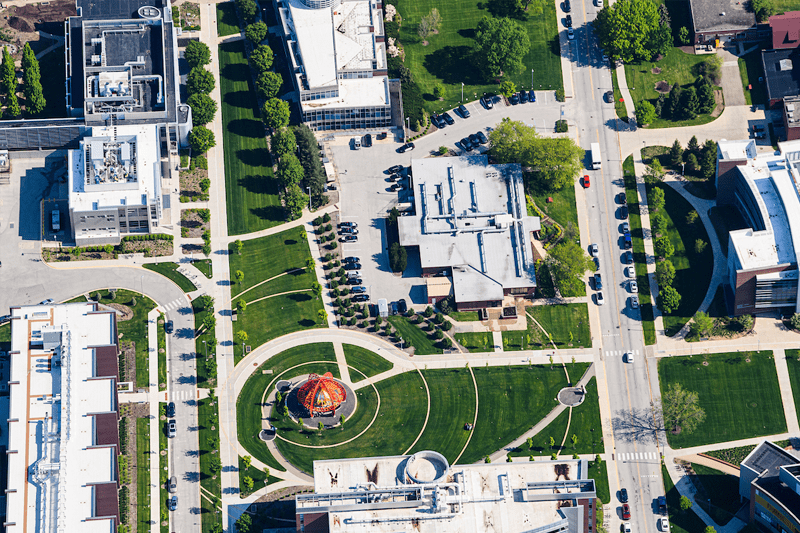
[623,522,632,533]
[590,243,599,257]
[630,280,638,293]
[596,292,604,305]
[567,27,575,40]
[630,296,640,309]
[353,137,361,150]
[625,266,636,278]
[658,518,670,532]
[625,352,634,364]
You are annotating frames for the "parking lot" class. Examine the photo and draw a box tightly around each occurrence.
[328,92,568,308]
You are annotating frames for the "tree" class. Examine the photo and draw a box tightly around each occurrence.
[292,124,327,208]
[284,182,309,219]
[694,238,708,254]
[234,270,245,284]
[277,153,304,189]
[5,91,20,118]
[644,159,665,184]
[245,22,269,44]
[691,311,714,337]
[250,45,274,72]
[256,71,283,100]
[686,152,699,172]
[636,100,656,126]
[680,86,699,119]
[651,213,666,235]
[654,234,674,258]
[210,455,222,475]
[571,434,578,448]
[669,140,683,167]
[680,495,693,511]
[202,313,217,332]
[235,512,253,533]
[187,93,217,126]
[236,0,258,23]
[697,79,715,114]
[665,84,682,119]
[242,476,254,492]
[704,527,717,533]
[261,98,290,130]
[198,294,215,310]
[687,135,700,155]
[187,67,215,95]
[438,145,449,155]
[700,148,717,180]
[21,43,37,74]
[271,128,296,159]
[474,16,530,78]
[594,0,664,62]
[656,259,676,287]
[237,299,247,313]
[417,8,442,40]
[189,126,216,153]
[791,313,800,330]
[649,187,665,212]
[433,83,446,99]
[549,436,555,448]
[751,0,775,22]
[500,80,517,98]
[1,46,14,94]
[659,285,681,313]
[686,210,699,225]
[660,385,707,435]
[547,241,595,295]
[184,40,211,67]
[678,26,690,45]
[388,242,407,272]
[233,239,244,255]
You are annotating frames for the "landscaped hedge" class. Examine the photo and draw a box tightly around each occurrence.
[121,233,174,242]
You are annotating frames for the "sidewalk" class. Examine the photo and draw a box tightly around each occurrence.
[614,62,636,120]
[773,348,800,435]
[147,308,161,531]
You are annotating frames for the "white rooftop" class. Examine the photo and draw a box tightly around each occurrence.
[718,139,757,161]
[302,76,390,110]
[6,303,119,533]
[398,156,540,303]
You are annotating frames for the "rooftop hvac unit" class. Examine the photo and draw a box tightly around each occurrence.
[787,104,795,112]
[780,59,794,71]
[91,54,101,65]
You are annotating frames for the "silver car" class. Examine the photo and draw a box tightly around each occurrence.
[168,476,177,493]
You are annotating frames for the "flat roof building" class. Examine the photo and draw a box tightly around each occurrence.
[398,155,540,311]
[5,302,121,533]
[716,139,800,315]
[275,0,393,131]
[739,441,800,533]
[295,451,597,533]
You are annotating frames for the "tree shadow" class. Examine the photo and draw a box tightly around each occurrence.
[220,62,250,83]
[457,28,476,39]
[423,46,484,85]
[236,147,272,167]
[250,205,286,222]
[611,406,663,444]
[288,293,312,303]
[485,0,527,20]
[224,90,256,108]
[227,119,265,139]
[238,174,278,195]
[299,318,317,327]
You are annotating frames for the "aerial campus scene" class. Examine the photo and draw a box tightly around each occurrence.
[4,0,800,532]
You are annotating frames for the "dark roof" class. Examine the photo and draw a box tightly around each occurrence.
[690,0,757,32]
[92,482,120,523]
[752,476,800,524]
[94,345,119,379]
[93,412,119,447]
[770,11,800,49]
[762,48,800,101]
[77,0,164,20]
[742,441,797,478]
[297,512,329,533]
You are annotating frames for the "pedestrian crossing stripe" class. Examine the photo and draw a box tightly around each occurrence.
[617,451,658,461]
[161,298,187,312]
[604,350,639,358]
[171,389,196,402]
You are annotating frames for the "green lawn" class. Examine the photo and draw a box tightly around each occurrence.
[785,351,800,423]
[774,0,800,13]
[144,263,196,292]
[649,182,713,336]
[529,184,579,235]
[459,364,589,464]
[342,344,394,381]
[217,2,240,37]
[590,458,610,504]
[625,48,719,129]
[503,304,591,351]
[396,0,562,114]
[238,456,281,497]
[410,368,477,463]
[159,404,169,533]
[455,332,495,352]
[662,463,712,533]
[229,228,315,302]
[219,40,283,235]
[192,259,213,279]
[194,300,218,388]
[739,49,767,107]
[658,351,787,448]
[705,440,792,466]
[136,417,151,533]
[198,397,222,533]
[611,67,628,122]
[624,157,656,344]
[157,314,167,390]
[0,323,10,353]
[275,371,428,474]
[449,311,480,321]
[387,315,443,355]
[690,463,745,525]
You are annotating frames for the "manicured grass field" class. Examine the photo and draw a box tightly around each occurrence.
[774,0,800,13]
[503,304,591,351]
[785,351,800,423]
[623,157,656,344]
[658,351,786,448]
[144,262,196,292]
[192,259,213,279]
[625,48,719,129]
[590,457,610,504]
[410,368,477,462]
[342,344,394,381]
[219,40,283,235]
[387,315,443,355]
[238,456,281,497]
[395,0,562,114]
[455,332,494,352]
[739,49,767,107]
[690,463,745,525]
[276,371,428,474]
[649,182,713,336]
[136,417,151,533]
[157,314,167,390]
[529,184,579,234]
[449,311,480,322]
[611,67,628,122]
[459,364,588,464]
[198,397,222,533]
[217,2,240,37]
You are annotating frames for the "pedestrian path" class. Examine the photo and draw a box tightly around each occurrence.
[772,348,800,434]
[492,331,503,352]
[616,451,659,462]
[146,309,160,532]
[333,342,352,385]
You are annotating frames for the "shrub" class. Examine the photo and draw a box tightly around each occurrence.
[555,119,568,133]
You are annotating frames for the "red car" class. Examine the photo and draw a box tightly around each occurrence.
[621,504,631,520]
[582,175,590,188]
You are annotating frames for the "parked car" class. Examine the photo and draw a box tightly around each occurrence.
[346,271,361,278]
[753,124,765,132]
[621,504,631,520]
[363,133,372,147]
[623,523,632,533]
[621,222,630,233]
[605,90,614,103]
[388,165,403,174]
[165,320,174,334]
[476,131,489,144]
[40,299,54,305]
[353,137,361,150]
[352,294,369,302]
[630,280,638,293]
[168,496,178,511]
[339,226,359,235]
[630,294,640,308]
[339,222,358,228]
[344,262,362,271]
[625,266,636,278]
[343,256,359,264]
[442,112,455,125]
[658,496,668,515]
[388,173,402,182]
[620,205,629,219]
[168,476,177,494]
[397,298,408,314]
[168,419,177,438]
[590,243,599,257]
[582,175,590,188]
[658,517,670,532]
[510,93,519,105]
[340,235,358,243]
[390,183,405,191]
[398,142,415,153]
[460,138,473,152]
[519,90,528,103]
[469,133,480,146]
[166,401,176,418]
[481,95,494,109]
[619,488,629,503]
[351,286,367,294]
[529,89,536,102]
[431,114,444,128]
[596,292,605,305]
[564,0,571,11]
[568,27,574,39]
[595,273,603,290]
[390,301,399,315]
[618,192,627,204]
[565,14,573,27]
[623,251,633,264]
[623,232,632,249]
[457,104,470,118]
[347,277,363,285]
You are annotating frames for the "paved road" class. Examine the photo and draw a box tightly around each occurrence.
[565,7,665,533]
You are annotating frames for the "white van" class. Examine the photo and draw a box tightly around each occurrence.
[353,137,361,150]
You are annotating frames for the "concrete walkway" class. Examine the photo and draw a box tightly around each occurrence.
[773,348,800,435]
[718,47,746,107]
[147,308,161,532]
[333,342,353,385]
[614,62,636,121]
[676,453,740,476]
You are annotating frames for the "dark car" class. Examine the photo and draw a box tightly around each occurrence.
[169,476,178,494]
[344,262,362,271]
[617,192,627,204]
[476,131,488,144]
[347,277,363,285]
[457,104,470,118]
[339,226,358,235]
[529,90,536,102]
[339,221,357,228]
[620,205,629,220]
[389,183,405,191]
[753,124,765,132]
[564,0,571,11]
[442,112,455,125]
[658,495,667,515]
[431,114,443,128]
[481,95,494,109]
[460,138,473,152]
[166,401,176,418]
[363,133,372,147]
[168,419,177,438]
[469,133,480,146]
[340,235,358,243]
[621,504,631,520]
[619,488,629,503]
[623,251,633,264]
[388,173,402,182]
[351,286,367,294]
[398,142,415,153]
[605,90,614,103]
[595,273,603,290]
[623,232,632,249]
[388,165,403,174]
[565,14,573,27]
[390,301,399,315]
[519,90,528,103]
[352,294,369,302]
[509,93,519,105]
[165,320,174,334]
[168,496,178,511]
[397,298,408,314]
[343,256,359,264]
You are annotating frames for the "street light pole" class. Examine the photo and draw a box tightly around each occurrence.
[461,82,464,102]
[306,186,312,213]
[681,162,685,177]
[531,69,534,88]
[203,340,207,360]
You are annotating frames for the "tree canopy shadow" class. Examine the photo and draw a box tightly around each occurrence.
[611,406,664,444]
[220,62,249,83]
[250,205,286,223]
[423,46,484,85]
[224,90,256,108]
[227,119,266,139]
[236,147,273,167]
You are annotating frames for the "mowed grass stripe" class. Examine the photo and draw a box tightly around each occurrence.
[342,344,394,382]
[218,40,283,235]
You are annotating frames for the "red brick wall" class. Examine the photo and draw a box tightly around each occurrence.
[733,263,795,315]
[717,159,748,206]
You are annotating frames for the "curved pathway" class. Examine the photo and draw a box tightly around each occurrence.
[232,268,305,300]
[244,288,313,307]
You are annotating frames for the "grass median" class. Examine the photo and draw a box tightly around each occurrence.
[144,263,196,292]
[216,2,239,37]
[136,417,151,533]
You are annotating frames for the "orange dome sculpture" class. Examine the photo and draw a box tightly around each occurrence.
[296,372,347,417]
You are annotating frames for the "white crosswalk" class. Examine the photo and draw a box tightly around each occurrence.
[161,298,187,312]
[604,349,640,358]
[616,451,659,462]
[171,389,196,403]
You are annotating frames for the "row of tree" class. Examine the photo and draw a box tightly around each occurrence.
[248,43,291,131]
[186,40,218,154]
[1,43,46,118]
[236,0,259,25]
[668,136,717,181]
[636,73,718,127]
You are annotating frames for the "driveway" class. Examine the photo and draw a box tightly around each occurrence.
[718,47,746,107]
